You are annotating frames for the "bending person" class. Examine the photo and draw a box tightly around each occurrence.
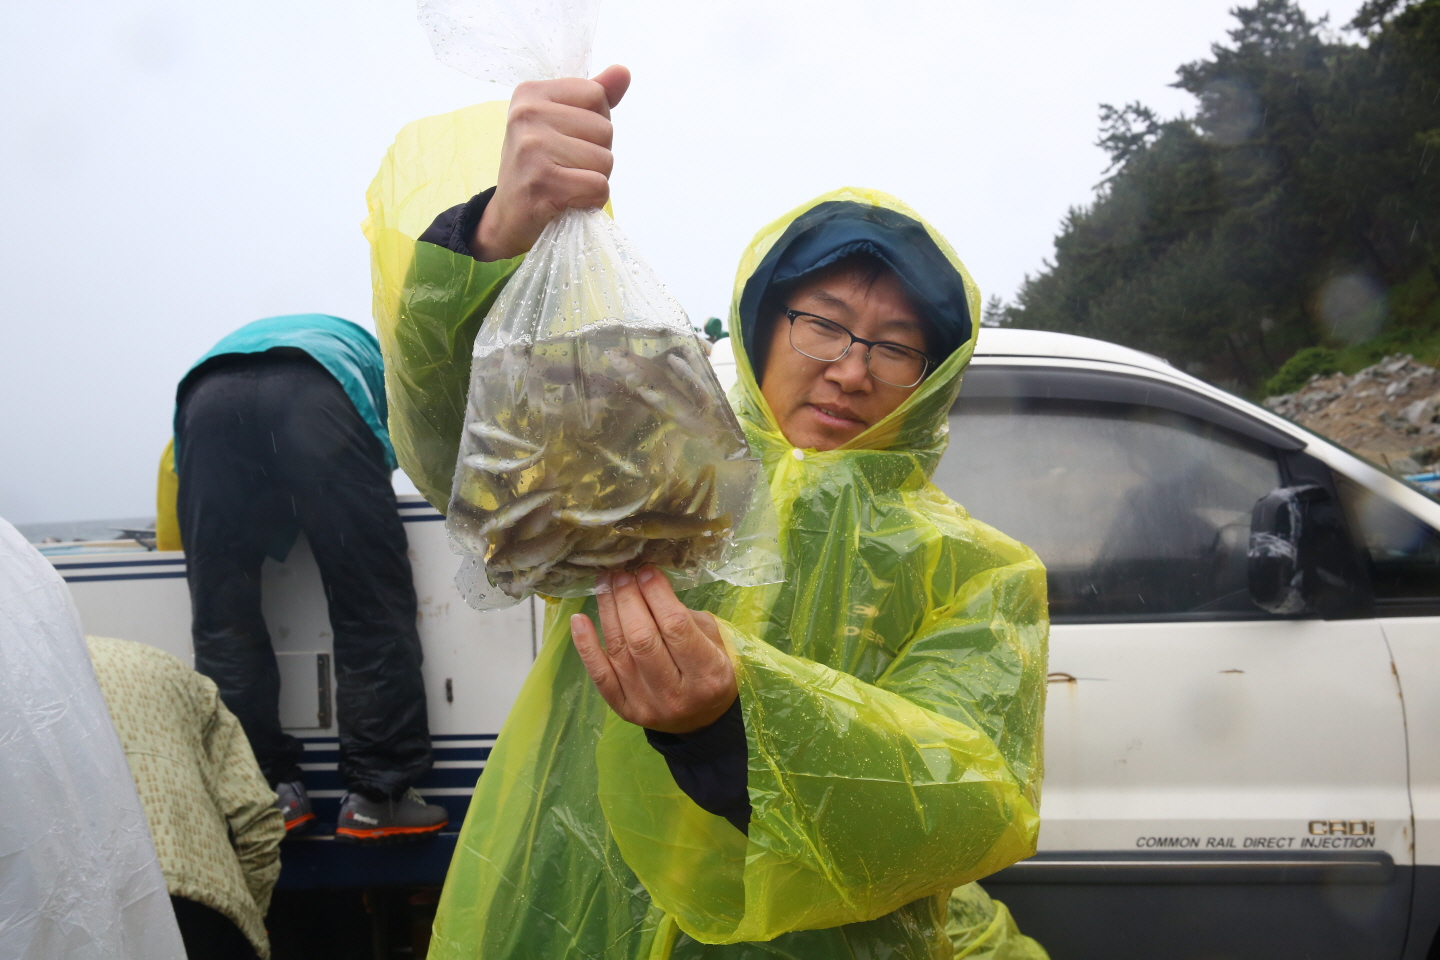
[375,69,1049,959]
[168,314,446,842]
[87,635,284,960]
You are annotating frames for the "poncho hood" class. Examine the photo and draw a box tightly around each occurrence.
[726,188,982,472]
[737,198,974,366]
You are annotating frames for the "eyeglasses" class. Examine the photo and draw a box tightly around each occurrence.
[784,309,930,388]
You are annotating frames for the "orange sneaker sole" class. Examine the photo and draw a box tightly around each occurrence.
[333,820,448,844]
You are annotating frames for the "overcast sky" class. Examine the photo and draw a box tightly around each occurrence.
[0,0,1363,525]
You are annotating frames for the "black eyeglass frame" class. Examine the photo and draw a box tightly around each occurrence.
[783,309,931,388]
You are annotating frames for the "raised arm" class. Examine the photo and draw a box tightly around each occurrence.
[374,65,631,506]
[201,690,284,915]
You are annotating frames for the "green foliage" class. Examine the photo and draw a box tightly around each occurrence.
[1262,346,1341,395]
[1334,325,1440,372]
[996,0,1440,395]
[981,295,1007,328]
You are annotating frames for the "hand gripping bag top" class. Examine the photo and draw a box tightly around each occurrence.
[413,0,780,610]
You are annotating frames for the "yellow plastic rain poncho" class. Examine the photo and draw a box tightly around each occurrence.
[365,104,1050,960]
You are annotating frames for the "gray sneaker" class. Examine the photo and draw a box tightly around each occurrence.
[334,788,448,844]
[274,781,315,836]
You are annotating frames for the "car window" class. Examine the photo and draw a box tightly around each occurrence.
[1336,476,1440,609]
[933,398,1281,621]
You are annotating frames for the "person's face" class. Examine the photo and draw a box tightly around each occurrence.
[759,268,928,451]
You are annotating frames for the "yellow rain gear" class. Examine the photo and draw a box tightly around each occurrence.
[366,104,1049,960]
[157,439,182,552]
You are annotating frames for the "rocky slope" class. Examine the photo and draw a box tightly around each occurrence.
[1263,355,1440,474]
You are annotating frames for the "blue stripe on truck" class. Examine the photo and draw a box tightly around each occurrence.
[64,571,189,583]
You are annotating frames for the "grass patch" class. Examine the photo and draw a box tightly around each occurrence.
[1262,346,1342,396]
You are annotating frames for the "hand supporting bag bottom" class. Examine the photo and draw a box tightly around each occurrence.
[448,206,780,609]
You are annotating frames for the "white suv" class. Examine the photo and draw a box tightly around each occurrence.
[949,329,1439,960]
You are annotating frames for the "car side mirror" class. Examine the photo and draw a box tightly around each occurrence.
[1248,484,1328,615]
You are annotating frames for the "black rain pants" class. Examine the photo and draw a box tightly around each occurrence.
[175,350,430,800]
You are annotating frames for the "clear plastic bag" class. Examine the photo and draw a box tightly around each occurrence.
[450,210,778,607]
[417,0,598,87]
[418,1,780,609]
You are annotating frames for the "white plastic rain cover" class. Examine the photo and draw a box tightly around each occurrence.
[0,519,185,960]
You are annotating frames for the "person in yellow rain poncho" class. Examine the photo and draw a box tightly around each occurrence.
[365,68,1049,960]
